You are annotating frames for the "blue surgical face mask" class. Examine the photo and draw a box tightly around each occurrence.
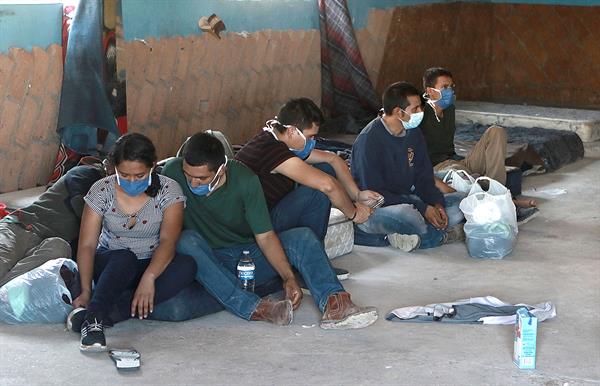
[264,122,316,160]
[432,87,455,109]
[187,157,227,196]
[290,128,316,160]
[116,168,152,197]
[400,110,424,130]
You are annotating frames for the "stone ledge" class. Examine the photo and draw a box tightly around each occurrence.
[456,101,600,142]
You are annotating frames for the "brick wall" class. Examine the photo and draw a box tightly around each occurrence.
[122,30,321,159]
[0,45,62,193]
[376,3,600,109]
[355,8,394,91]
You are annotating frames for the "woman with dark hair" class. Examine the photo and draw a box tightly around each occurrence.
[69,133,195,351]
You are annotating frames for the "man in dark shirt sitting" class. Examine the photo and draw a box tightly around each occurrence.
[350,82,466,251]
[235,98,381,279]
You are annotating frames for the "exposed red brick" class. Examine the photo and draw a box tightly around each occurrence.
[252,31,270,72]
[45,45,63,97]
[149,82,169,125]
[30,47,50,98]
[159,38,178,81]
[143,38,162,84]
[174,37,192,80]
[15,97,42,148]
[133,82,155,125]
[7,48,33,102]
[0,99,21,139]
[0,54,15,101]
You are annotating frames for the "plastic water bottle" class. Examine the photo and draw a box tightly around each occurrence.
[237,251,255,292]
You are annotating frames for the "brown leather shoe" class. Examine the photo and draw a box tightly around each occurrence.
[250,299,293,326]
[320,292,378,330]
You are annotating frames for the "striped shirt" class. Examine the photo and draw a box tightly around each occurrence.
[235,131,296,209]
[84,174,186,260]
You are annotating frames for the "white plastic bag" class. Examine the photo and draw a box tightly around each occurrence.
[442,169,476,193]
[459,177,518,259]
[0,258,77,324]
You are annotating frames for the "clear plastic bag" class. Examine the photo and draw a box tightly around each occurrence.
[459,177,518,259]
[0,258,77,324]
[442,169,476,193]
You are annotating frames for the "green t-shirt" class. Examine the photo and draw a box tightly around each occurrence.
[420,103,457,166]
[161,158,273,249]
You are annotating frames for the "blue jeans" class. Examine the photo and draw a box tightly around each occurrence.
[149,276,284,322]
[177,227,344,320]
[87,248,197,317]
[270,162,334,242]
[355,192,466,249]
[270,185,331,241]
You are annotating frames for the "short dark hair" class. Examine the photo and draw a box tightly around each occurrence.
[183,132,226,172]
[109,132,160,197]
[423,67,453,89]
[382,82,420,115]
[277,98,324,131]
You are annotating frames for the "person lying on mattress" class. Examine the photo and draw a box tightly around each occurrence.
[162,132,379,330]
[235,98,381,280]
[419,67,539,224]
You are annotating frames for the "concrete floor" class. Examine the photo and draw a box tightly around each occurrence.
[1,143,599,385]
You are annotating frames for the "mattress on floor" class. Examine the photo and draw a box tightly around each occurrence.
[324,208,354,259]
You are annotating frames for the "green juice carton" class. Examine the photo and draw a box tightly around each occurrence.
[513,307,538,369]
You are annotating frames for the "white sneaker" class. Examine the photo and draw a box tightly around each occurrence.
[386,234,420,252]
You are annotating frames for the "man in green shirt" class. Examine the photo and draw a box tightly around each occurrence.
[162,133,378,329]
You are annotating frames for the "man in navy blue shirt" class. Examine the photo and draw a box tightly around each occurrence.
[350,81,465,251]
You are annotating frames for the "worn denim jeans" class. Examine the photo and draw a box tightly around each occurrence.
[176,227,344,320]
[355,192,466,249]
[269,162,334,242]
[270,185,331,242]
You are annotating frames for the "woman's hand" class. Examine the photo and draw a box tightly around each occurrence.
[72,290,91,309]
[131,274,156,319]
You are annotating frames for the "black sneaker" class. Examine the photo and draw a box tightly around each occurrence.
[66,307,86,333]
[80,317,107,352]
[517,206,539,225]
